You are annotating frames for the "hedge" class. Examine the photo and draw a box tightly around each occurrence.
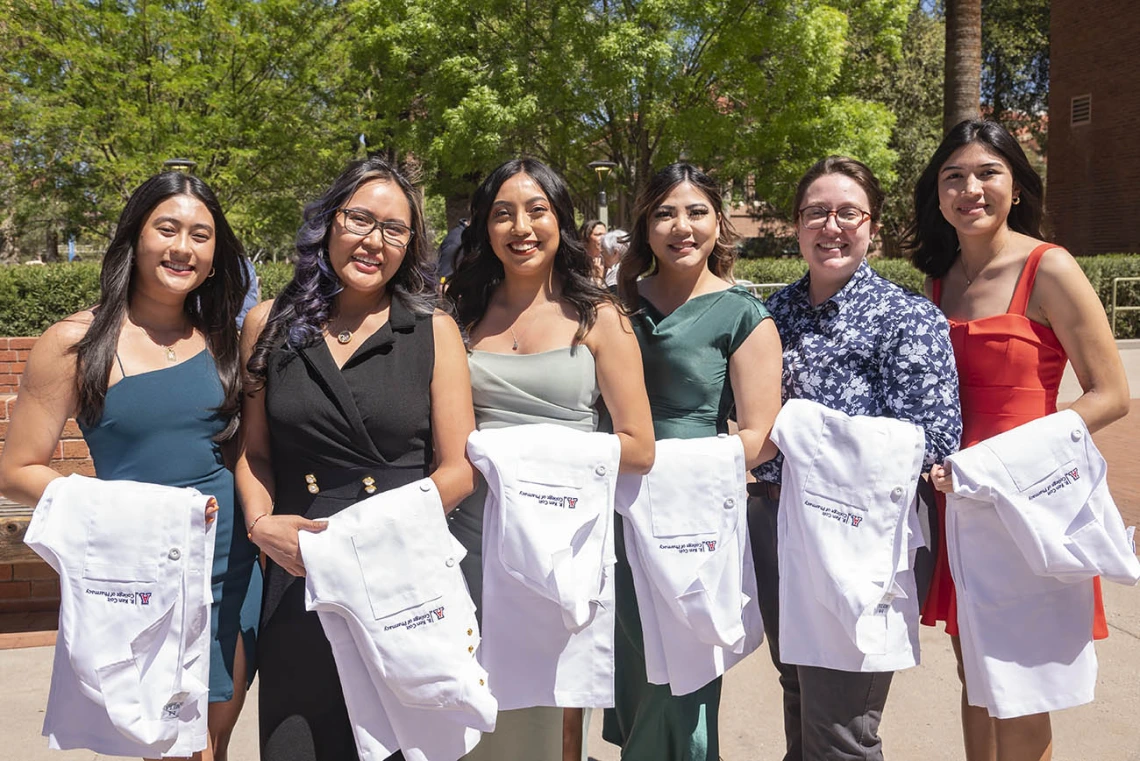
[3,256,1140,338]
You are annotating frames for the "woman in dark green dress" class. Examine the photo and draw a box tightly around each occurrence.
[603,163,783,761]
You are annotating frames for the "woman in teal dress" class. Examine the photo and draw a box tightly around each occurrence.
[604,163,782,761]
[445,158,655,761]
[0,172,260,761]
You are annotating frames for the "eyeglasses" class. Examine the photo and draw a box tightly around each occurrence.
[338,209,414,248]
[797,205,872,231]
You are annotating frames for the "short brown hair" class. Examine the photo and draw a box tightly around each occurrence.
[792,156,885,224]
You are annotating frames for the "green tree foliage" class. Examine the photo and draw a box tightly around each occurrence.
[350,0,911,227]
[0,0,358,256]
[982,0,1048,152]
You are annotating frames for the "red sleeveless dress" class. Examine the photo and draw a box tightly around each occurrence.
[920,244,1108,639]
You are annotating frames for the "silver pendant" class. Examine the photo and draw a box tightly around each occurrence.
[337,330,352,345]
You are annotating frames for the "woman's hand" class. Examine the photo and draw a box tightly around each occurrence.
[930,463,954,494]
[205,497,219,526]
[249,513,328,577]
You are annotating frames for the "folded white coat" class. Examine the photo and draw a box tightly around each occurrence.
[25,474,214,758]
[615,434,763,696]
[467,423,621,710]
[772,399,926,672]
[299,478,495,761]
[945,409,1140,719]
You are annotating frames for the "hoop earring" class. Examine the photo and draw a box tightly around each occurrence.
[207,267,216,278]
[1012,196,1021,206]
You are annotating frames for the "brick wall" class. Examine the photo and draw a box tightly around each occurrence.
[1048,0,1140,254]
[0,336,94,615]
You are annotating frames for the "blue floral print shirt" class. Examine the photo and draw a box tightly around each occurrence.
[753,261,962,484]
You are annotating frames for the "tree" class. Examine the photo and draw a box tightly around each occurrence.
[350,0,912,228]
[0,0,358,256]
[943,0,982,132]
[982,0,1048,156]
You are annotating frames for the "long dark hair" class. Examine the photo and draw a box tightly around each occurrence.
[904,119,1044,278]
[579,218,604,244]
[618,163,737,310]
[247,156,436,386]
[72,172,247,439]
[446,158,613,343]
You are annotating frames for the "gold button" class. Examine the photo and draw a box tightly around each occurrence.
[305,474,317,483]
[363,476,375,486]
[307,483,320,494]
[468,645,474,653]
[364,484,377,494]
[479,679,485,686]
[467,628,473,636]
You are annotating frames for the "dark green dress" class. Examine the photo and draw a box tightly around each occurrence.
[603,285,770,761]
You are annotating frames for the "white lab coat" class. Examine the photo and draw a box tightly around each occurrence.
[299,478,495,761]
[614,434,763,696]
[945,409,1140,719]
[772,399,926,672]
[24,474,215,758]
[466,424,621,710]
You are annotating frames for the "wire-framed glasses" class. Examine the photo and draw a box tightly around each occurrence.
[797,205,872,231]
[338,208,414,248]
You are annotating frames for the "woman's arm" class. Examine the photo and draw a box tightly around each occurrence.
[728,319,783,470]
[1033,247,1130,432]
[587,303,655,474]
[0,315,90,505]
[429,311,479,511]
[234,300,325,576]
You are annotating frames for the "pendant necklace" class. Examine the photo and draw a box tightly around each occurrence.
[162,343,177,361]
[507,304,546,351]
[336,329,353,345]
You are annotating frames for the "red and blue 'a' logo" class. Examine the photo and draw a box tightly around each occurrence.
[433,608,445,620]
[565,497,578,509]
[1068,468,1080,481]
[704,541,717,551]
[849,515,863,528]
[138,592,152,605]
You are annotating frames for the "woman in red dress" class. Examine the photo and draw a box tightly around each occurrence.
[906,120,1130,761]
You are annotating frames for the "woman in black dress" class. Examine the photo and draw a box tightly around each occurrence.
[235,157,478,761]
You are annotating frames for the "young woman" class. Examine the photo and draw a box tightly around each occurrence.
[750,156,961,761]
[0,172,260,761]
[579,218,607,282]
[604,163,782,761]
[236,156,478,761]
[910,120,1130,761]
[446,158,654,761]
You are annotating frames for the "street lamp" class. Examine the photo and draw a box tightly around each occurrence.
[163,158,197,173]
[587,160,617,227]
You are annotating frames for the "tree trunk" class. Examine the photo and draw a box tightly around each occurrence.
[43,228,61,263]
[943,0,982,134]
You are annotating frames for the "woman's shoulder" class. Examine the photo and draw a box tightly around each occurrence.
[41,310,96,351]
[717,283,770,319]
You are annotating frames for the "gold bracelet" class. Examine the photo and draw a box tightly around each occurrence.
[247,513,270,541]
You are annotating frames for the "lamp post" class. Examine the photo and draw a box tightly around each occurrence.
[587,160,617,227]
[163,158,197,173]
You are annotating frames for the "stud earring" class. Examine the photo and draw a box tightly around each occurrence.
[1012,196,1021,206]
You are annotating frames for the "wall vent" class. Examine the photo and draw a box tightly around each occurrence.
[1071,94,1092,126]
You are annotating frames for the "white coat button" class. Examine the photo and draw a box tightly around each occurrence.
[891,486,904,500]
[419,482,432,492]
[445,557,456,568]
[595,465,607,476]
[723,497,735,510]
[717,432,728,439]
[1071,429,1083,441]
[168,548,182,561]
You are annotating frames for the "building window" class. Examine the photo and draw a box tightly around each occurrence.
[1071,94,1092,126]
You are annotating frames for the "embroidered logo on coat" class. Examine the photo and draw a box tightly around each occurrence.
[704,541,717,551]
[433,607,445,620]
[138,592,152,605]
[519,490,580,509]
[1028,467,1083,500]
[849,516,863,528]
[1068,468,1080,481]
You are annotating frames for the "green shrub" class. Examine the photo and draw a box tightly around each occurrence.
[4,254,1140,338]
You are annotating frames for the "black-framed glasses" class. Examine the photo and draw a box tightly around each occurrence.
[337,208,414,248]
[797,205,872,231]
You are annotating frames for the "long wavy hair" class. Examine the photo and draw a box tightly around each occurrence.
[445,158,613,343]
[72,172,247,439]
[903,119,1045,279]
[247,156,436,386]
[617,163,737,310]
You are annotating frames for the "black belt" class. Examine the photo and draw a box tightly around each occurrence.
[747,481,781,500]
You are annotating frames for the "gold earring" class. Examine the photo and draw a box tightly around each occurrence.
[1012,196,1021,206]
[208,267,216,277]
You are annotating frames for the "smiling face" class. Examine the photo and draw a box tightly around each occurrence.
[796,172,877,302]
[487,172,560,277]
[132,194,216,303]
[937,142,1019,240]
[327,179,411,296]
[646,181,720,274]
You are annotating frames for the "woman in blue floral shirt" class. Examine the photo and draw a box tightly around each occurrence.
[749,156,962,761]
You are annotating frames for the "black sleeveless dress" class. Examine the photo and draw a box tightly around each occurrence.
[259,298,434,761]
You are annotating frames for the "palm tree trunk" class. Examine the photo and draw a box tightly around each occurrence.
[943,0,982,133]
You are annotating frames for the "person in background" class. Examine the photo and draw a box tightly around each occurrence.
[237,255,260,329]
[910,120,1129,761]
[437,217,469,285]
[446,158,654,761]
[236,156,477,761]
[598,229,628,287]
[0,171,260,761]
[605,162,782,761]
[750,156,961,761]
[579,219,606,282]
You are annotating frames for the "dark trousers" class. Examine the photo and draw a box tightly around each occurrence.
[748,490,894,761]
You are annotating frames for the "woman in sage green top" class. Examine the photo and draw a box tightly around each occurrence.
[445,158,655,761]
[603,163,782,761]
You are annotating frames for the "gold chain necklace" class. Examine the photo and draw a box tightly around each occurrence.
[507,303,549,351]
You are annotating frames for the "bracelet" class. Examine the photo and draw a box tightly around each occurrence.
[246,513,270,541]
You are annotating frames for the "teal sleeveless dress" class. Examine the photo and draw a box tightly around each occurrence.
[603,285,770,761]
[80,349,262,702]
